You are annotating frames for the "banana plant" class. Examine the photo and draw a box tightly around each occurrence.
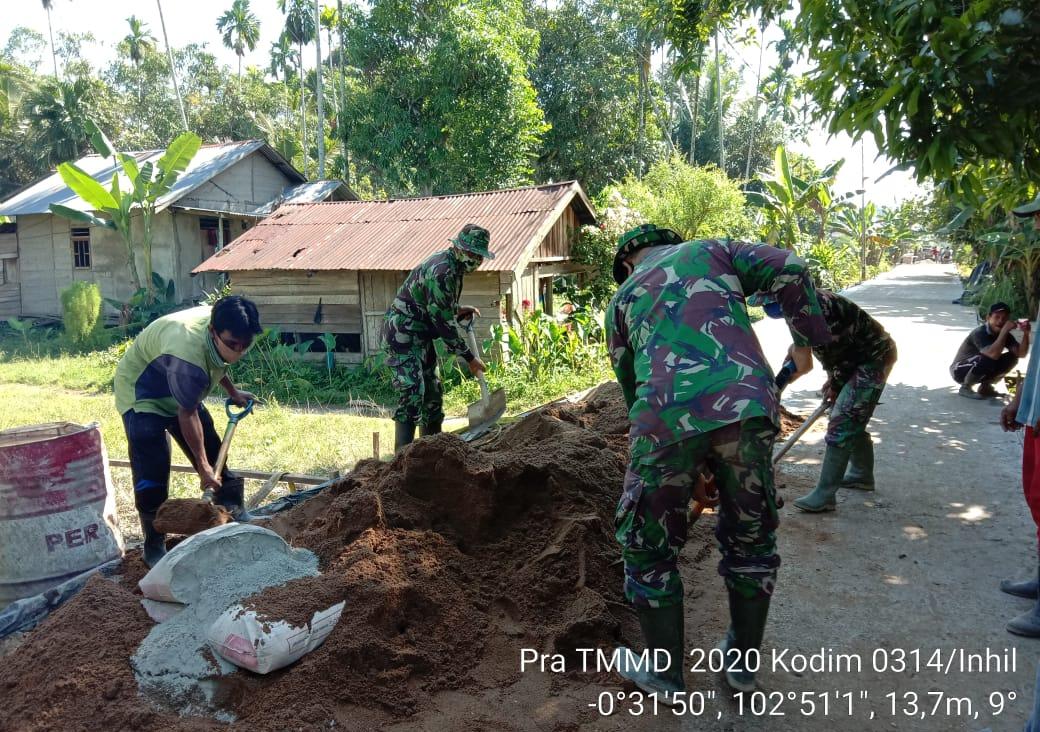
[49,119,201,303]
[745,145,845,249]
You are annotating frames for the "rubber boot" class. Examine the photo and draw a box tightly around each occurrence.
[615,603,686,704]
[840,433,875,491]
[419,419,443,437]
[394,420,416,451]
[1007,598,1040,637]
[719,588,771,692]
[217,475,255,522]
[139,511,167,568]
[1002,563,1040,600]
[794,444,852,513]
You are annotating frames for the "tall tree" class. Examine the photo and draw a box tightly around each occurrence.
[41,0,60,78]
[216,0,261,83]
[121,16,156,102]
[344,0,547,195]
[156,0,188,131]
[312,0,324,177]
[529,0,651,192]
[279,0,316,177]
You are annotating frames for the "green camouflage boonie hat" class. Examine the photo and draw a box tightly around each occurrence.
[451,224,495,260]
[1013,193,1040,218]
[613,223,683,284]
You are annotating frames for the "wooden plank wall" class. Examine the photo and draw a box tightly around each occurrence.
[0,233,16,259]
[231,270,362,333]
[0,283,19,317]
[533,206,577,259]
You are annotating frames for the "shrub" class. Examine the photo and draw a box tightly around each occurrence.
[60,281,102,344]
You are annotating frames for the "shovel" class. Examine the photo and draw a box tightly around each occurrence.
[772,398,831,465]
[201,398,255,502]
[457,317,506,441]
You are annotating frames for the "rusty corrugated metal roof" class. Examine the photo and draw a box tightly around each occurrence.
[193,181,596,274]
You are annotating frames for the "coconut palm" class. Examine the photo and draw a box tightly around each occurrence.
[41,0,62,78]
[216,0,261,83]
[268,33,295,123]
[122,16,156,102]
[278,0,316,177]
[22,77,93,167]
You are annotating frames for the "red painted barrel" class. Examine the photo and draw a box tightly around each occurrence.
[0,422,124,605]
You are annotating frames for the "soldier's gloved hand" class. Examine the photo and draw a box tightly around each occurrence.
[467,358,486,377]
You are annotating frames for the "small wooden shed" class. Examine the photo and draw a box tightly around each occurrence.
[192,181,597,363]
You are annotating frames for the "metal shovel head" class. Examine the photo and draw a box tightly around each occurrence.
[467,387,506,431]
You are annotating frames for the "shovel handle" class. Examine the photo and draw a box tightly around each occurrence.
[225,398,254,424]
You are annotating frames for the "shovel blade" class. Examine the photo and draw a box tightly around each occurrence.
[466,387,506,431]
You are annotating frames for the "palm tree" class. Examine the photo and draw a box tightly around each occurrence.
[268,34,294,124]
[122,16,156,102]
[41,0,61,79]
[156,0,188,131]
[278,0,316,177]
[216,0,261,83]
[22,77,92,167]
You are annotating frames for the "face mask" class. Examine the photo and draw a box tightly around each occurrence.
[764,301,784,319]
[457,250,481,272]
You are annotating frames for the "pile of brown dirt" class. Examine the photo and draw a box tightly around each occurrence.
[154,498,232,535]
[3,381,801,730]
[779,404,807,437]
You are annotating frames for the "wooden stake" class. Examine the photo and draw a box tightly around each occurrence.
[373,431,380,459]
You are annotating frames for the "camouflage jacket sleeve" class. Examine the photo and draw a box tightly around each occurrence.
[729,241,831,348]
[427,261,474,360]
[605,299,637,411]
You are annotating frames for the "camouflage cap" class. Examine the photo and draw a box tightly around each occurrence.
[612,224,684,284]
[451,224,495,260]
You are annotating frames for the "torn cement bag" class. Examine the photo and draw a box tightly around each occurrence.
[139,523,291,604]
[207,600,345,674]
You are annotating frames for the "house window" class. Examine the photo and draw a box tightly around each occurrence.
[71,228,91,269]
[200,217,232,252]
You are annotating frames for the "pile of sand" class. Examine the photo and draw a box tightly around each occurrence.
[0,382,807,730]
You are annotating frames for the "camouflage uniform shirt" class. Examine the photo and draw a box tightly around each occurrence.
[384,249,474,361]
[606,239,831,459]
[813,290,895,386]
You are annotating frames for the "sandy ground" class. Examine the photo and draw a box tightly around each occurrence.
[393,262,1038,732]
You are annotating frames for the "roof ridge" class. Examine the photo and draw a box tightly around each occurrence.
[284,181,579,207]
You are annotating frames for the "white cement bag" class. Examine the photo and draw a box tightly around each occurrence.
[207,600,345,674]
[139,523,291,604]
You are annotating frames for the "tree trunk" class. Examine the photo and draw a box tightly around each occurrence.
[714,31,724,172]
[314,0,325,178]
[45,6,59,79]
[690,49,702,165]
[336,0,350,187]
[156,0,189,131]
[745,18,766,180]
[299,43,308,178]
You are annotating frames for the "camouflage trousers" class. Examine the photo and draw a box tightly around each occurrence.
[826,353,894,447]
[384,340,444,427]
[615,417,780,609]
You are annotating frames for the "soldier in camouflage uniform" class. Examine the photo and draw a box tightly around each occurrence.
[765,289,897,512]
[382,224,493,450]
[606,224,831,698]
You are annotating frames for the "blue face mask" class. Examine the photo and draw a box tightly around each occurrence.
[764,302,784,319]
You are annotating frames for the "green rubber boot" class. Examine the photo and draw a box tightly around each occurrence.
[615,603,686,704]
[394,421,416,452]
[719,588,771,692]
[794,444,852,513]
[1002,563,1040,600]
[841,433,875,491]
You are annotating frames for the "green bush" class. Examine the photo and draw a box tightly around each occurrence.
[802,240,860,291]
[60,281,102,344]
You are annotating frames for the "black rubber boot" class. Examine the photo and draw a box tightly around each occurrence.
[419,419,443,437]
[1002,562,1040,600]
[719,588,771,692]
[615,603,686,704]
[841,433,875,491]
[394,421,416,451]
[217,475,255,522]
[139,511,167,568]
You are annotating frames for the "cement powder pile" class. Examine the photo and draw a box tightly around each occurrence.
[131,532,320,720]
[0,382,807,731]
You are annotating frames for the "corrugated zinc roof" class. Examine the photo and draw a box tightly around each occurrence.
[251,180,355,216]
[0,140,305,217]
[193,181,596,274]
